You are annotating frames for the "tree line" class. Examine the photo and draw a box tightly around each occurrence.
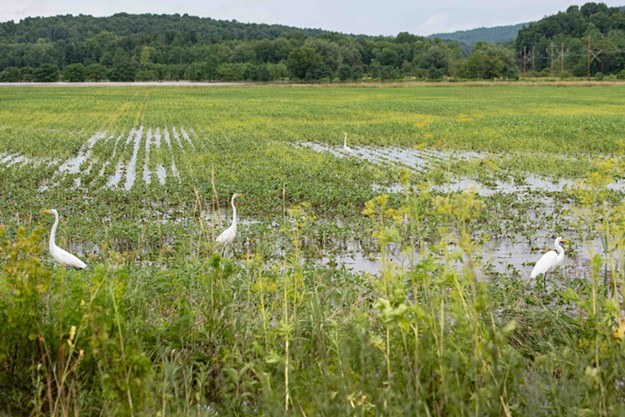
[0,3,624,83]
[516,3,625,77]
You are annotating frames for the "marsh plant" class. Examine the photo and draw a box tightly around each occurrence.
[2,158,625,416]
[3,85,625,416]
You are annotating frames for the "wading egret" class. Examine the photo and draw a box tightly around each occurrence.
[530,237,569,281]
[216,193,246,247]
[41,209,87,269]
[343,132,352,154]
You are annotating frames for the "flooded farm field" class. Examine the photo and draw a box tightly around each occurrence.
[2,84,625,416]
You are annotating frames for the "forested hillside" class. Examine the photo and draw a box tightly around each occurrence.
[0,3,624,82]
[0,13,471,82]
[429,23,527,47]
[516,3,625,76]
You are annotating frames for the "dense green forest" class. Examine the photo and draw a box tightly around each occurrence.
[0,2,624,82]
[516,3,625,76]
[429,23,528,47]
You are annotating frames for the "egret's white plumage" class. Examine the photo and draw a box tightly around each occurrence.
[41,209,87,269]
[530,237,569,279]
[343,132,352,154]
[216,193,246,246]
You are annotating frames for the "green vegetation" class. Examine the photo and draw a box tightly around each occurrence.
[1,83,625,416]
[517,3,625,77]
[429,23,528,47]
[1,2,625,82]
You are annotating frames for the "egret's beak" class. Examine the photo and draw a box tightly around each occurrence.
[239,194,247,197]
[41,209,52,214]
[561,239,570,244]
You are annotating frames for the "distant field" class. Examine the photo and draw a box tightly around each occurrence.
[2,83,625,416]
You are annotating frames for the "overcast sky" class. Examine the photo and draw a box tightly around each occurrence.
[1,0,624,36]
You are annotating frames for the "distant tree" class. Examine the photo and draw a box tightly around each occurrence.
[338,64,352,81]
[395,32,420,44]
[380,65,401,80]
[305,62,332,80]
[287,47,322,79]
[253,38,292,63]
[109,63,136,81]
[23,42,61,68]
[184,62,205,81]
[231,43,255,63]
[0,66,21,82]
[269,62,288,80]
[85,63,108,81]
[254,64,272,81]
[216,63,245,81]
[136,69,158,81]
[351,65,364,80]
[62,63,86,82]
[456,43,519,79]
[581,2,605,17]
[369,60,382,79]
[305,39,342,73]
[139,46,156,65]
[32,63,59,82]
[401,60,417,76]
[339,44,364,66]
[420,45,450,78]
[20,67,34,82]
[372,42,404,67]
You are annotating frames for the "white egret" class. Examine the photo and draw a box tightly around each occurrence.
[41,209,87,269]
[530,237,569,281]
[216,193,246,247]
[343,132,352,154]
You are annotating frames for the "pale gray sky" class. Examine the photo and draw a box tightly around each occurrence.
[1,0,624,36]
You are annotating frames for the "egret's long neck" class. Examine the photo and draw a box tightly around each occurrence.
[231,197,237,227]
[49,211,59,251]
[555,240,564,261]
[344,133,347,146]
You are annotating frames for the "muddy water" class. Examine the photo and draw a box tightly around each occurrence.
[124,127,143,191]
[297,142,481,173]
[27,127,193,191]
[58,132,106,174]
[143,127,153,185]
[321,235,614,280]
[156,164,167,185]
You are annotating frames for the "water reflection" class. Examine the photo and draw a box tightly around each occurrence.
[320,235,617,280]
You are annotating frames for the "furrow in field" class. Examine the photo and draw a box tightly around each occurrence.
[107,130,135,188]
[124,127,143,191]
[1,154,19,167]
[99,133,124,177]
[57,131,106,175]
[154,127,162,148]
[0,153,12,165]
[7,154,30,168]
[172,127,184,150]
[107,162,124,187]
[153,127,167,184]
[164,127,180,180]
[143,127,152,185]
[178,127,196,149]
[156,164,167,185]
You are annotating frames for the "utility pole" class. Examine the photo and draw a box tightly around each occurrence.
[587,34,603,81]
[550,42,554,77]
[523,46,527,73]
[588,33,590,81]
